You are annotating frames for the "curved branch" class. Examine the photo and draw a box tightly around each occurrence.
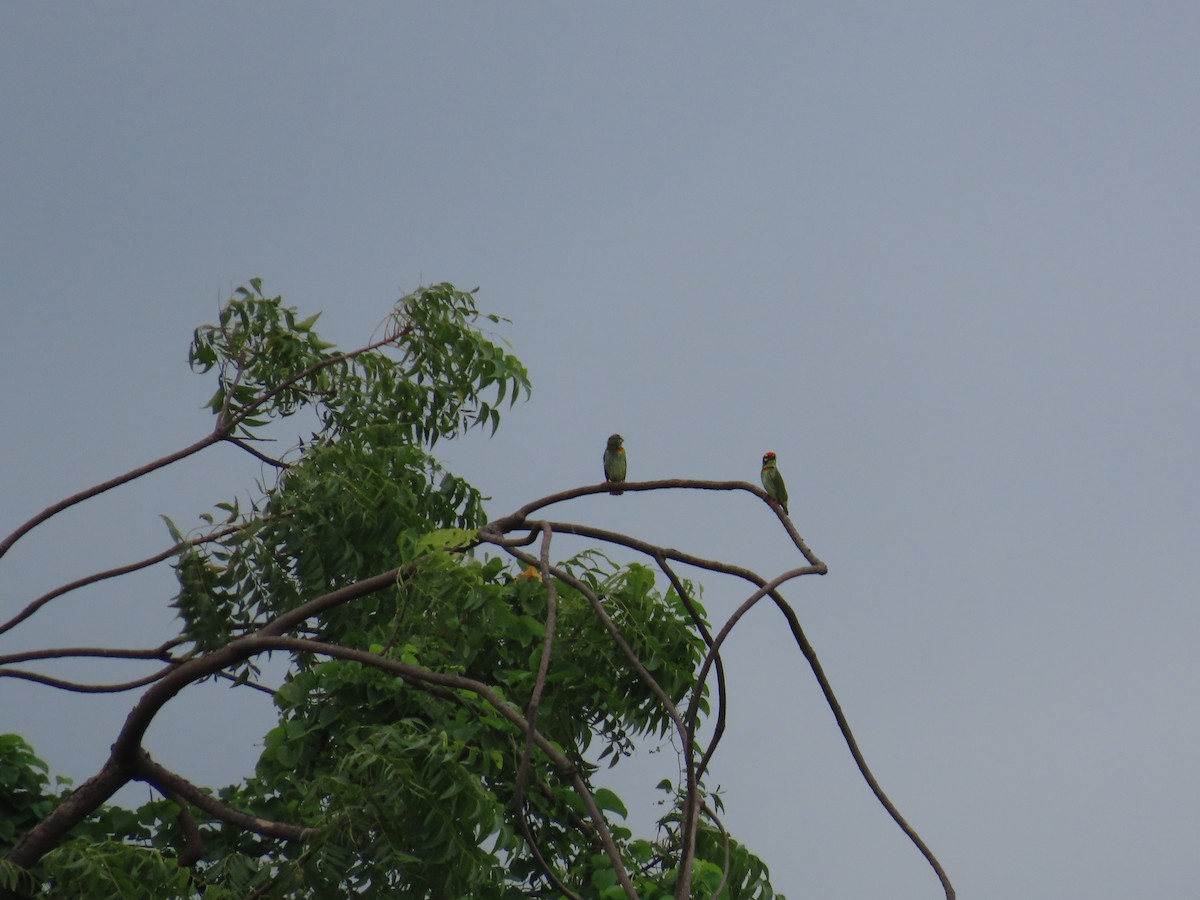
[544,520,816,591]
[511,525,581,899]
[6,756,136,869]
[486,496,951,898]
[224,437,290,469]
[0,433,221,562]
[0,517,274,637]
[0,664,176,694]
[5,567,409,872]
[513,526,559,804]
[161,789,204,868]
[483,479,826,572]
[657,557,725,899]
[136,752,313,842]
[511,525,556,806]
[0,325,407,564]
[656,557,727,782]
[766,590,957,899]
[518,820,583,900]
[246,636,638,898]
[685,566,816,753]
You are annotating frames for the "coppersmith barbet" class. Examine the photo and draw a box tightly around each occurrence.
[603,434,627,495]
[760,451,789,515]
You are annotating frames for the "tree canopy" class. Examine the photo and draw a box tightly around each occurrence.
[0,282,952,899]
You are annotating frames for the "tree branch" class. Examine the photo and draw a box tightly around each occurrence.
[699,801,731,900]
[656,556,728,834]
[0,433,221,563]
[0,517,274,637]
[483,479,826,573]
[0,323,408,564]
[491,539,689,750]
[224,437,290,469]
[0,641,184,666]
[245,635,639,898]
[510,525,581,899]
[135,752,313,842]
[513,530,556,800]
[5,756,135,869]
[0,664,176,694]
[161,789,204,868]
[4,567,407,872]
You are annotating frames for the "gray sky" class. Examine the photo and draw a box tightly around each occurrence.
[3,4,1198,897]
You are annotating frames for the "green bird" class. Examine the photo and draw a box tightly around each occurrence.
[760,451,789,515]
[603,434,627,495]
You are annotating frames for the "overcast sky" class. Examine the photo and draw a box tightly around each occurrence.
[3,4,1198,898]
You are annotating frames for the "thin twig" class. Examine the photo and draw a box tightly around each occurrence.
[225,437,290,469]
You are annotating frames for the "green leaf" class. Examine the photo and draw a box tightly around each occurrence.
[411,527,478,556]
[593,787,629,819]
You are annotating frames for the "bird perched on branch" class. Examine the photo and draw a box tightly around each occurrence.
[603,434,626,495]
[760,451,789,515]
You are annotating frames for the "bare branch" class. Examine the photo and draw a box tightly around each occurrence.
[0,517,273,637]
[656,556,728,789]
[0,433,222,563]
[0,322,410,564]
[483,479,826,572]
[0,640,184,666]
[0,664,176,694]
[484,485,952,899]
[211,668,277,695]
[766,588,957,900]
[518,821,583,900]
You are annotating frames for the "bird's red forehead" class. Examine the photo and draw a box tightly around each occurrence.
[764,451,776,459]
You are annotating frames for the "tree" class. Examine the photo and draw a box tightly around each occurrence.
[0,282,953,898]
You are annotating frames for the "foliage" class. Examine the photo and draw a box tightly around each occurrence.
[0,281,794,899]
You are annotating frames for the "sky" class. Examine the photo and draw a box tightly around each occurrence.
[2,3,1199,897]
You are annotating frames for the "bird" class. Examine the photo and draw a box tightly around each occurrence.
[760,451,789,515]
[603,434,627,495]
